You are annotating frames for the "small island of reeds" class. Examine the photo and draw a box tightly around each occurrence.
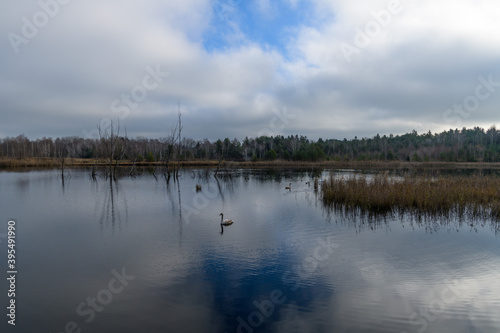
[321,173,500,220]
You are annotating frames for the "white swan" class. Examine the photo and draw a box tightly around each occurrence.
[219,213,234,226]
[285,183,292,190]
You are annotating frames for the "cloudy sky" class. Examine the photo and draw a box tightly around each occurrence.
[1,0,499,141]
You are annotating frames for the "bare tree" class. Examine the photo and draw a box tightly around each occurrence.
[176,102,182,179]
[162,122,178,184]
[98,119,125,181]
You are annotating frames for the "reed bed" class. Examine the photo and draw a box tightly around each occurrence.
[0,158,59,168]
[5,157,500,170]
[321,173,500,220]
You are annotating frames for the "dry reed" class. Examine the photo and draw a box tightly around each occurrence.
[321,173,500,220]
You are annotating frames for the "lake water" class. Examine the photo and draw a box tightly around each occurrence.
[1,168,500,333]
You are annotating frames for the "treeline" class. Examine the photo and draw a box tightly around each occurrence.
[2,125,500,163]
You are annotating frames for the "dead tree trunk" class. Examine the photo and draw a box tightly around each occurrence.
[61,157,65,179]
[176,102,182,179]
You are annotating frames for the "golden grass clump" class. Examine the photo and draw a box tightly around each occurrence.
[0,158,58,168]
[321,173,500,220]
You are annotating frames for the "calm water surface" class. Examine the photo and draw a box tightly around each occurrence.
[1,168,500,333]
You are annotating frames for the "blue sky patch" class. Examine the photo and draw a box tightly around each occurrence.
[205,0,316,56]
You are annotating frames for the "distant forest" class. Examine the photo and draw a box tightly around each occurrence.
[2,126,500,163]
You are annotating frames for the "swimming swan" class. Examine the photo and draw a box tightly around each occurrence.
[219,213,234,226]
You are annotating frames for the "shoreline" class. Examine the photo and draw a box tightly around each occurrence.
[3,158,500,170]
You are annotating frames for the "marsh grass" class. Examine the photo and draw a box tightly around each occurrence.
[0,158,59,168]
[5,158,500,170]
[322,173,500,220]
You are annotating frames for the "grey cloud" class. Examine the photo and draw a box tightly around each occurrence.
[1,0,500,141]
